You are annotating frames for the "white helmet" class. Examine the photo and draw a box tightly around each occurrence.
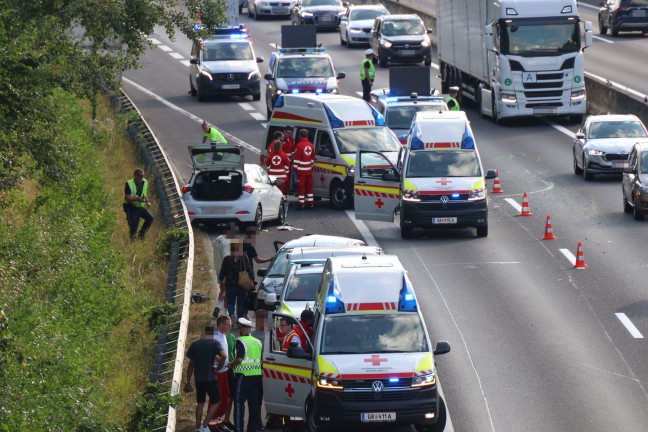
[365,48,374,56]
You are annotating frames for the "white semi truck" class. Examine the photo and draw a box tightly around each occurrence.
[437,0,592,123]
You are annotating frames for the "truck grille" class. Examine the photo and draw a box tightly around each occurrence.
[523,90,563,98]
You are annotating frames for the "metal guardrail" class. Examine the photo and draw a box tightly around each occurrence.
[113,90,194,432]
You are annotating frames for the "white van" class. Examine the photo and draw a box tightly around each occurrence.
[353,110,497,238]
[264,93,401,209]
[262,255,450,431]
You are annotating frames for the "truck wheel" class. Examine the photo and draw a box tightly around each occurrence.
[491,98,500,125]
[329,180,349,210]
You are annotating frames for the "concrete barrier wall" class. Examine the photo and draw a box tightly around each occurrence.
[358,0,648,125]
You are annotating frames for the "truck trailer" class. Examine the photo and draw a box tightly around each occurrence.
[437,0,592,124]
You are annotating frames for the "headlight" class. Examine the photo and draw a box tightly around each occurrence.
[382,40,392,48]
[403,190,420,202]
[200,70,213,81]
[422,38,430,47]
[302,12,313,17]
[276,89,284,95]
[468,188,486,201]
[248,70,260,80]
[412,372,436,388]
[349,28,363,33]
[587,149,604,156]
[316,376,343,390]
[571,90,585,100]
[346,165,355,175]
[500,92,516,103]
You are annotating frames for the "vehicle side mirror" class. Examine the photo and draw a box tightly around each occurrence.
[287,344,312,360]
[382,169,400,182]
[257,268,267,277]
[257,57,264,63]
[433,341,451,356]
[264,73,273,80]
[426,28,433,34]
[575,132,585,140]
[485,24,494,51]
[337,72,345,80]
[190,58,198,64]
[273,178,285,186]
[485,169,497,180]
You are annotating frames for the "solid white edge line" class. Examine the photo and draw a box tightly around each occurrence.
[504,197,522,213]
[559,248,576,266]
[344,210,380,248]
[615,313,644,338]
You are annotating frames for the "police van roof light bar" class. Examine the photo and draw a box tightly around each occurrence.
[278,47,326,54]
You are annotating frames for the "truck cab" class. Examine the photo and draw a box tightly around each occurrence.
[261,255,451,431]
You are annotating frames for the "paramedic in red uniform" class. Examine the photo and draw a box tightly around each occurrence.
[293,129,315,210]
[281,126,296,191]
[261,130,282,166]
[266,139,290,195]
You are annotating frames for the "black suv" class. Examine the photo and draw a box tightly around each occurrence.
[370,14,432,67]
[599,0,648,36]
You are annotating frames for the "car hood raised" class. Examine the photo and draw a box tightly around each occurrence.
[202,60,258,74]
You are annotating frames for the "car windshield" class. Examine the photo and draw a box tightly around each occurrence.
[588,121,648,139]
[382,19,425,36]
[642,151,648,174]
[204,41,253,61]
[350,9,387,21]
[283,272,323,301]
[321,314,429,354]
[500,21,580,55]
[406,150,481,178]
[302,0,340,6]
[276,57,334,78]
[334,127,400,154]
[267,249,291,277]
[386,105,447,129]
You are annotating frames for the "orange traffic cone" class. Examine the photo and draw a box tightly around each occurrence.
[519,192,532,216]
[573,242,588,269]
[492,171,503,193]
[542,215,556,240]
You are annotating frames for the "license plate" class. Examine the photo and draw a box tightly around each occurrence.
[274,7,288,14]
[222,84,240,89]
[612,161,627,168]
[320,16,335,23]
[361,412,396,422]
[203,207,228,214]
[634,10,646,17]
[533,108,556,115]
[432,217,457,224]
[400,49,415,56]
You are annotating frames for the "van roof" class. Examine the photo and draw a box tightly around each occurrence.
[281,235,366,250]
[273,94,384,128]
[328,254,403,272]
[409,110,475,151]
[288,245,381,261]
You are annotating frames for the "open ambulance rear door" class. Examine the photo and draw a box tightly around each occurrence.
[353,150,400,221]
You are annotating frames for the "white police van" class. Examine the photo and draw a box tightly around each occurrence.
[262,255,450,432]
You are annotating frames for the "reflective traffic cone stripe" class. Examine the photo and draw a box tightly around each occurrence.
[542,215,557,240]
[492,171,503,193]
[573,242,588,269]
[519,192,532,216]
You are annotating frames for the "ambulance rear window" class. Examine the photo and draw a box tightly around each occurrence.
[406,150,481,178]
[321,314,428,354]
[334,128,400,154]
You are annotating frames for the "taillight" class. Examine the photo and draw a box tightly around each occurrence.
[244,184,255,193]
[182,185,190,194]
[615,5,630,12]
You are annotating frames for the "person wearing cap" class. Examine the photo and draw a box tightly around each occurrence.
[228,317,263,432]
[445,86,460,111]
[202,120,228,144]
[360,49,376,102]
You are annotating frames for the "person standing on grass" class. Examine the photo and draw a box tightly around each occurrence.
[123,168,154,240]
[185,326,227,432]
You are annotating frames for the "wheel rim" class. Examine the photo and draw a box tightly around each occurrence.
[255,206,262,229]
[330,183,346,208]
[278,201,285,224]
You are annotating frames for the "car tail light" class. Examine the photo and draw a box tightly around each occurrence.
[615,5,630,13]
[236,211,250,214]
[244,184,255,193]
[187,211,196,216]
[182,185,190,194]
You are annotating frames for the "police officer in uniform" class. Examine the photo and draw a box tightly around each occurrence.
[123,168,154,240]
[360,49,376,102]
[445,86,460,111]
[228,317,263,432]
[202,120,228,144]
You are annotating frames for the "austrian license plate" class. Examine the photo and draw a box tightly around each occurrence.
[274,8,288,14]
[320,16,335,23]
[634,9,646,17]
[222,84,240,89]
[612,160,627,168]
[533,108,556,115]
[432,217,457,224]
[203,207,228,214]
[400,49,415,56]
[361,412,396,422]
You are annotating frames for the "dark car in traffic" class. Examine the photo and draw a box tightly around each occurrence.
[599,0,648,36]
[622,141,648,220]
[370,15,433,67]
[291,0,347,29]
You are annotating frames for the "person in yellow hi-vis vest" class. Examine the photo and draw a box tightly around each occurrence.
[229,317,262,432]
[123,168,154,240]
[202,120,228,144]
[445,86,461,111]
[360,49,376,102]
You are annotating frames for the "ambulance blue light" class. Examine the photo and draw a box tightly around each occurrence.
[324,278,345,314]
[410,134,425,151]
[291,89,300,94]
[369,105,386,126]
[315,88,323,94]
[323,105,345,129]
[327,296,336,303]
[461,127,475,149]
[384,97,399,103]
[398,276,418,312]
[451,193,460,198]
[389,378,400,383]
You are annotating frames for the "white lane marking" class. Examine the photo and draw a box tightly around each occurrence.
[550,122,576,139]
[344,210,380,248]
[250,112,267,121]
[504,197,522,213]
[593,35,615,44]
[158,45,173,52]
[170,52,184,60]
[559,248,576,266]
[615,313,644,338]
[239,103,255,111]
[180,60,191,67]
[122,77,261,155]
[148,38,161,45]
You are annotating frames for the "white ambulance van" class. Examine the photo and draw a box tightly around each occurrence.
[265,93,401,209]
[262,254,451,432]
[353,110,497,238]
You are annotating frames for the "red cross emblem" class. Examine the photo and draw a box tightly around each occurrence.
[320,174,325,184]
[284,383,295,397]
[304,146,313,156]
[375,198,384,208]
[364,354,388,366]
[436,178,452,186]
[272,155,281,165]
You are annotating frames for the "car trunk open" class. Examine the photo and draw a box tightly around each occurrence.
[190,170,244,201]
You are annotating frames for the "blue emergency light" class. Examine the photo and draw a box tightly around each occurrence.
[389,378,400,383]
[369,105,386,126]
[324,105,344,129]
[461,127,475,149]
[324,277,345,314]
[274,94,285,108]
[398,275,418,312]
[279,47,326,54]
[409,126,425,151]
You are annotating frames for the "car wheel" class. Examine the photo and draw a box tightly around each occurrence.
[253,5,260,20]
[189,78,197,97]
[476,224,488,238]
[252,92,261,101]
[424,59,432,66]
[611,22,619,36]
[573,151,583,175]
[400,222,413,239]
[254,205,263,230]
[633,197,644,220]
[599,16,608,35]
[623,192,632,214]
[196,82,206,102]
[329,180,350,210]
[582,157,593,180]
[379,54,388,67]
[267,104,273,120]
[276,199,286,225]
[248,4,253,17]
[415,396,446,432]
[306,398,324,432]
[340,31,346,46]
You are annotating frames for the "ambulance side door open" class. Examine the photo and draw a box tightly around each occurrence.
[262,312,313,418]
[354,150,400,222]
